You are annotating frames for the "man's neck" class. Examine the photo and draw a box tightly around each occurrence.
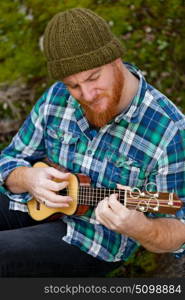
[117,65,139,114]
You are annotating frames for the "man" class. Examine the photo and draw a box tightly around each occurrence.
[0,8,185,277]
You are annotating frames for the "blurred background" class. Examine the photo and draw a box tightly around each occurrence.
[0,0,185,277]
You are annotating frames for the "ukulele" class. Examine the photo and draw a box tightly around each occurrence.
[27,161,182,221]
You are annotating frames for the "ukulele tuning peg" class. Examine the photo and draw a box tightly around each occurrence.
[138,206,146,212]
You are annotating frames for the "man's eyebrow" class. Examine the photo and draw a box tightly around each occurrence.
[84,69,101,81]
[64,69,101,86]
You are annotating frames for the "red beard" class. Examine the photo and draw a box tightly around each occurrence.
[78,64,124,128]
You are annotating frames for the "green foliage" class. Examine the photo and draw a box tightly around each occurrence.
[0,0,184,109]
[107,247,159,277]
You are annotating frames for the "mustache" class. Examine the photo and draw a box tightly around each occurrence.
[79,92,109,106]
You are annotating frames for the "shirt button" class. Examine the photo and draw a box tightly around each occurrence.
[116,160,124,167]
[87,149,92,155]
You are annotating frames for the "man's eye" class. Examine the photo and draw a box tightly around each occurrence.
[89,76,98,81]
[70,85,78,89]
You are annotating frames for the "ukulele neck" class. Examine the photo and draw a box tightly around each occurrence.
[76,185,181,214]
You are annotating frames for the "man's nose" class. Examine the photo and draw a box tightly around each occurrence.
[81,85,96,102]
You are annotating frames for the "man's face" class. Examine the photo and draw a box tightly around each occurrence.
[63,60,124,127]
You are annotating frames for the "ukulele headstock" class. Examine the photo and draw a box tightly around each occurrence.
[122,183,182,214]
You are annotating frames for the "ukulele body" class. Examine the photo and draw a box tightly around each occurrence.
[27,162,90,221]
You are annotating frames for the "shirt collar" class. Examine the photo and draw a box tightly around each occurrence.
[114,62,148,124]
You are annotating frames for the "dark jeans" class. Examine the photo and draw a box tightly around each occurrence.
[0,193,121,277]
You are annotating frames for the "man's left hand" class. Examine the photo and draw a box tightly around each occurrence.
[95,184,149,239]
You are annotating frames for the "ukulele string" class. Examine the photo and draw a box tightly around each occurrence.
[74,186,174,208]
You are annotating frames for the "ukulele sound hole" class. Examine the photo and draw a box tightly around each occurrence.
[58,188,68,196]
[36,202,40,210]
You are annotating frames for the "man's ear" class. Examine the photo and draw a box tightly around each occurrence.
[112,58,122,69]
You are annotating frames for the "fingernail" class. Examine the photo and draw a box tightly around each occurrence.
[65,173,71,177]
[68,197,73,201]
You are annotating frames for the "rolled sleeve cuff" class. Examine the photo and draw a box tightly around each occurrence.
[0,159,32,203]
[0,159,31,183]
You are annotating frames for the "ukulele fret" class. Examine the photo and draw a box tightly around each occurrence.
[78,187,125,205]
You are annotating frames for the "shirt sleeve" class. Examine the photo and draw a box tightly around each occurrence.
[0,90,48,203]
[147,128,185,257]
[155,128,185,217]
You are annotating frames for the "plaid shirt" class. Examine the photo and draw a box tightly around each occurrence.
[0,63,185,261]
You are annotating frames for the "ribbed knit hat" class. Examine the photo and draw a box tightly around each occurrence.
[43,8,124,79]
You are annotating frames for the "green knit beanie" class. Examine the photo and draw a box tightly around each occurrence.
[43,8,124,79]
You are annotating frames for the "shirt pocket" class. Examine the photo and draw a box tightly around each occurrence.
[97,146,147,189]
[45,125,80,169]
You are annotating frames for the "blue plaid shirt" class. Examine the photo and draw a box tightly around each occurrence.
[0,63,185,261]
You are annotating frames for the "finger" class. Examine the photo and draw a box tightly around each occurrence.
[109,193,119,201]
[95,205,107,224]
[109,194,121,210]
[95,198,107,219]
[95,206,116,230]
[96,197,110,211]
[95,197,115,225]
[108,200,128,215]
[108,193,129,213]
[46,180,69,192]
[41,190,73,206]
[117,183,131,191]
[40,197,70,208]
[43,199,70,208]
[95,198,126,232]
[46,167,71,181]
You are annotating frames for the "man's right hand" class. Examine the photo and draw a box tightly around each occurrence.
[5,166,73,208]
